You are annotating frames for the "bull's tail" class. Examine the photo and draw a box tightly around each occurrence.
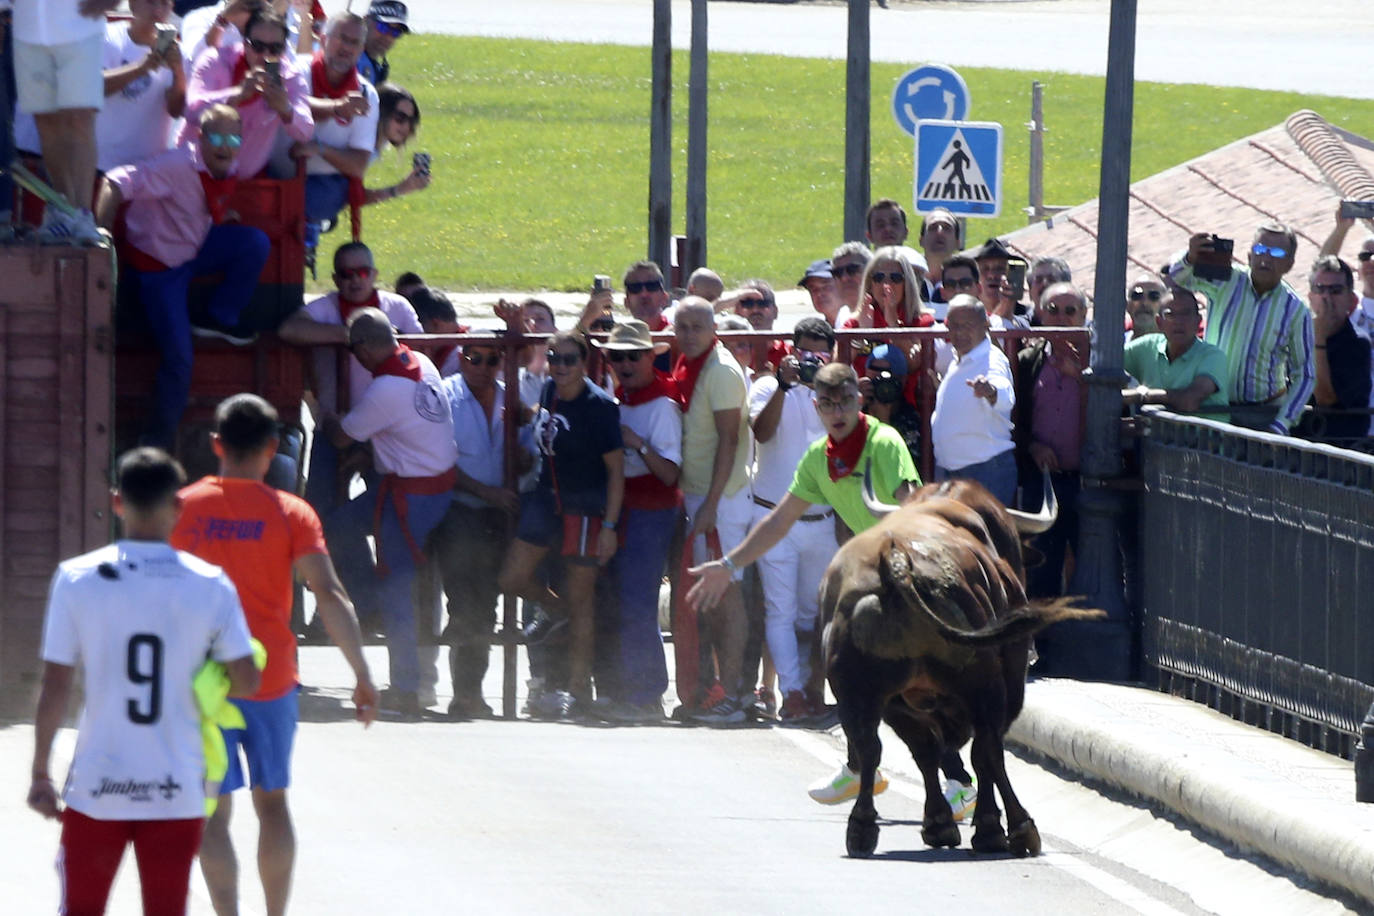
[871,543,1104,652]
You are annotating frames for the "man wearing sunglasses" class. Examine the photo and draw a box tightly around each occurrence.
[181,8,312,179]
[1121,288,1228,420]
[1014,283,1087,599]
[1300,256,1371,442]
[1169,224,1314,434]
[830,241,873,327]
[96,104,269,449]
[619,259,677,371]
[1319,212,1374,433]
[1126,273,1167,339]
[359,0,407,86]
[429,332,529,719]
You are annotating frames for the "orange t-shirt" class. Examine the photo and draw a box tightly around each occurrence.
[171,477,328,701]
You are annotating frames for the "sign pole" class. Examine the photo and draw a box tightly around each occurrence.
[685,0,708,278]
[648,0,672,271]
[843,0,870,243]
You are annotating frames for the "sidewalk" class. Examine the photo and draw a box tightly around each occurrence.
[1006,678,1374,906]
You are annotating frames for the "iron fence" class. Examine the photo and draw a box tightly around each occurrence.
[1139,409,1374,758]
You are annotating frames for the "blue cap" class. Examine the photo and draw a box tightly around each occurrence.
[868,343,907,377]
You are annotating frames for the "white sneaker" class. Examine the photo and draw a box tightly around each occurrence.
[38,208,108,247]
[944,778,977,822]
[807,763,889,805]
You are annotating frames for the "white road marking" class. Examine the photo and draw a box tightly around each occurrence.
[775,727,1191,916]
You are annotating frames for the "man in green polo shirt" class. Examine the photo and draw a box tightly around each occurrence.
[1122,288,1230,420]
[689,361,934,804]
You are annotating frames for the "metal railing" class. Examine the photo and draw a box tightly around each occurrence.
[1139,409,1374,757]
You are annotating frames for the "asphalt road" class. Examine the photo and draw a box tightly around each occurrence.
[399,0,1374,100]
[1,646,1358,914]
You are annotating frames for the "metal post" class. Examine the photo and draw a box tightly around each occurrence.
[1051,0,1136,682]
[685,0,708,277]
[1026,81,1045,223]
[843,0,870,243]
[648,0,672,271]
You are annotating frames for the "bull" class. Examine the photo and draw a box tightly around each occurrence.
[821,466,1102,858]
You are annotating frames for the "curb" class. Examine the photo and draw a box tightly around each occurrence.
[1007,692,1374,905]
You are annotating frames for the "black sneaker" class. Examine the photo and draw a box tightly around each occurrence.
[522,609,568,646]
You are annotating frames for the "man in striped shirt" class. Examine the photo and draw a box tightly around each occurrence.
[1168,224,1315,434]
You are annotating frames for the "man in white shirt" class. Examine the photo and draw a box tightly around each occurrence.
[288,12,377,265]
[29,447,259,915]
[931,296,1018,506]
[12,0,121,242]
[747,317,838,721]
[319,308,457,717]
[95,0,186,172]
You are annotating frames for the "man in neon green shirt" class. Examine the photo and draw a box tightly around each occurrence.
[1122,288,1230,420]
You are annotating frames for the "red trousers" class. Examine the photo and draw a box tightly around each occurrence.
[57,808,204,916]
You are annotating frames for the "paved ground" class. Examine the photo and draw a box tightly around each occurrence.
[2,645,1367,913]
[405,0,1374,99]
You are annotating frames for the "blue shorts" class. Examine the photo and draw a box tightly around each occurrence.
[221,686,299,794]
[516,490,604,565]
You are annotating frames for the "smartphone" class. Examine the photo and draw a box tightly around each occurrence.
[264,58,281,84]
[412,152,431,176]
[592,274,612,293]
[1340,200,1374,221]
[1006,259,1027,295]
[1194,235,1234,282]
[154,23,176,56]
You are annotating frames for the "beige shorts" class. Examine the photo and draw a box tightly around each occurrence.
[14,34,104,115]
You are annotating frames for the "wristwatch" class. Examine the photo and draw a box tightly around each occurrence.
[637,443,649,457]
[603,518,618,532]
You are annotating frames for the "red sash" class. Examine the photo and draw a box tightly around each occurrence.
[826,414,870,482]
[372,468,457,576]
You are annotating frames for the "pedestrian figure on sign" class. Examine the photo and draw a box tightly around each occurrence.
[943,141,971,199]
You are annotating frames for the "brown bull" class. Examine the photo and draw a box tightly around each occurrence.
[822,470,1101,858]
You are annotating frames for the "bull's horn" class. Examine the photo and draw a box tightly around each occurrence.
[861,459,897,519]
[1005,469,1057,535]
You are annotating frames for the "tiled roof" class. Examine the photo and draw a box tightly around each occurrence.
[1000,110,1374,306]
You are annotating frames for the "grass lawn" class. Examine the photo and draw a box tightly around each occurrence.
[351,34,1374,295]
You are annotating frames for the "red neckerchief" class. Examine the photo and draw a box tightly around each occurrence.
[826,413,870,482]
[671,347,713,411]
[371,343,422,381]
[616,369,681,407]
[338,290,379,325]
[430,326,471,374]
[197,171,238,225]
[765,340,791,369]
[310,51,359,108]
[230,50,259,106]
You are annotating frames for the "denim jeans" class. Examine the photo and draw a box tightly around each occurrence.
[936,447,1018,508]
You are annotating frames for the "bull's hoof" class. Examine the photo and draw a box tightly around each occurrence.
[971,823,1009,853]
[1008,818,1041,858]
[920,821,961,849]
[846,814,880,858]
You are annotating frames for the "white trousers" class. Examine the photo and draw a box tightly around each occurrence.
[754,503,838,695]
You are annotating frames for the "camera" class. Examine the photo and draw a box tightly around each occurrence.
[592,274,612,293]
[872,371,903,405]
[1193,234,1233,282]
[798,353,824,385]
[154,23,176,56]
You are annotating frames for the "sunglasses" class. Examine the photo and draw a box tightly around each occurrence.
[1129,287,1163,301]
[464,351,501,367]
[943,276,978,290]
[1251,243,1289,259]
[1359,251,1374,263]
[815,395,858,413]
[390,110,417,125]
[832,263,863,277]
[374,20,406,38]
[607,350,648,364]
[870,271,905,284]
[546,350,582,367]
[624,279,663,294]
[1043,302,1080,316]
[737,297,771,310]
[334,266,373,281]
[246,38,286,55]
[1311,282,1348,296]
[204,132,242,149]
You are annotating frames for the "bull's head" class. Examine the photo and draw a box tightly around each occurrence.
[860,460,1058,535]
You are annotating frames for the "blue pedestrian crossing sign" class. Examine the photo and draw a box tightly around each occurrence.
[913,120,1003,217]
[891,65,970,138]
